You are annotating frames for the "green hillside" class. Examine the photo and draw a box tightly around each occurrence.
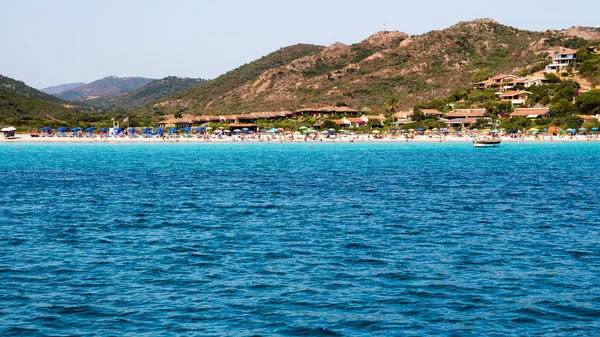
[136,43,324,115]
[1,75,64,103]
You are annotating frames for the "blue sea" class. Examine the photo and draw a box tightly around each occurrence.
[1,142,599,336]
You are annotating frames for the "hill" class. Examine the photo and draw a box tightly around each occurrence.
[88,76,207,111]
[56,76,154,101]
[140,43,324,115]
[0,75,101,128]
[143,19,600,115]
[1,75,65,103]
[41,82,86,95]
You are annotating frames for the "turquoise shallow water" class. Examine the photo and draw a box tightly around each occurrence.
[1,142,599,336]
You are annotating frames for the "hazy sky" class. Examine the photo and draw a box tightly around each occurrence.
[2,0,599,89]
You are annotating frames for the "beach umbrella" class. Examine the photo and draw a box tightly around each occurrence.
[1,126,16,132]
[100,128,108,132]
[292,131,302,135]
[592,127,599,131]
[183,127,191,132]
[298,126,308,130]
[408,129,415,132]
[508,129,517,133]
[416,128,423,131]
[142,127,152,132]
[372,130,381,134]
[85,127,95,132]
[206,127,213,130]
[242,127,249,131]
[156,127,164,134]
[491,129,499,133]
[329,128,336,132]
[170,127,178,132]
[218,126,225,130]
[195,127,204,132]
[41,126,52,131]
[224,130,231,133]
[579,127,587,131]
[248,130,255,134]
[128,127,135,132]
[308,129,317,133]
[233,129,241,133]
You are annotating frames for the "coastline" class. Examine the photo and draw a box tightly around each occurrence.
[1,134,598,144]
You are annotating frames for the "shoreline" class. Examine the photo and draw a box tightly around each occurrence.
[1,134,598,144]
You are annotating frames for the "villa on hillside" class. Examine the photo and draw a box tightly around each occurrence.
[444,109,490,128]
[497,90,531,105]
[475,74,519,90]
[504,76,549,90]
[545,48,578,73]
[158,119,194,128]
[511,108,551,119]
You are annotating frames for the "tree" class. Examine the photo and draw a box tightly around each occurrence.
[563,115,584,129]
[321,120,338,130]
[575,90,600,115]
[384,96,399,114]
[411,108,426,122]
[173,110,182,119]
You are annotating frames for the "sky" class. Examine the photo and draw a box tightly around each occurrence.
[2,0,599,89]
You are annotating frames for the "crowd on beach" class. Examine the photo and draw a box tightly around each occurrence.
[3,125,599,143]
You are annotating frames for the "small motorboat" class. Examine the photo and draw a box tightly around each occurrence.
[473,138,501,147]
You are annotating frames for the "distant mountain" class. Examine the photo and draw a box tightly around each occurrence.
[1,75,64,103]
[41,82,86,95]
[141,19,600,114]
[56,76,154,101]
[89,76,207,111]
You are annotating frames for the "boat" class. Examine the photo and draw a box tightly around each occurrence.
[473,138,501,147]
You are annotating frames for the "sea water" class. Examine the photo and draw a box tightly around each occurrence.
[0,142,599,336]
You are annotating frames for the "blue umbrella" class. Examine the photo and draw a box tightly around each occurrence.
[71,127,80,132]
[114,127,122,133]
[416,128,424,131]
[196,127,205,132]
[170,127,178,132]
[57,126,67,131]
[142,127,152,132]
[85,127,95,131]
[42,126,52,131]
[183,127,191,132]
[156,127,164,134]
[592,127,599,131]
[248,130,255,134]
[242,127,249,131]
[100,127,108,132]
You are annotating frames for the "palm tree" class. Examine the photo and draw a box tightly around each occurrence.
[384,96,400,126]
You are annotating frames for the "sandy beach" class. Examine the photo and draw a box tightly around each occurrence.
[2,134,598,144]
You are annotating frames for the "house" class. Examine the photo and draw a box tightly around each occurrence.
[444,109,490,128]
[475,74,519,90]
[545,48,578,73]
[195,115,221,124]
[497,90,531,105]
[421,109,444,117]
[511,108,551,119]
[332,118,351,128]
[158,119,194,128]
[505,76,548,90]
